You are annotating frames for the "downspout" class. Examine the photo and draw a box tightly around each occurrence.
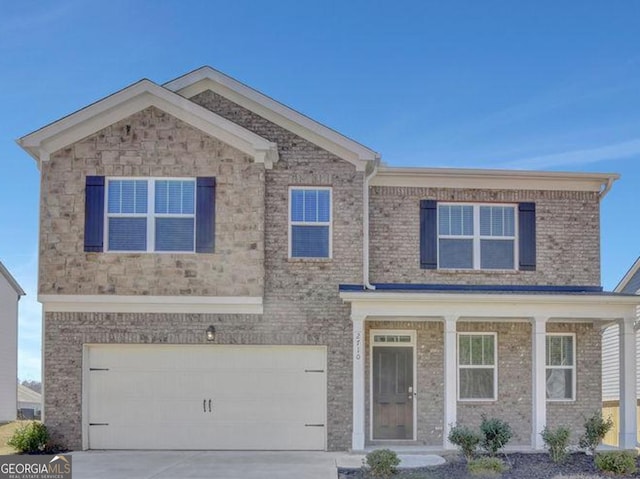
[599,177,615,200]
[363,161,379,290]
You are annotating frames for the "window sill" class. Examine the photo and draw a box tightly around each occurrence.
[287,257,332,263]
[457,399,498,403]
[547,399,576,403]
[436,269,520,274]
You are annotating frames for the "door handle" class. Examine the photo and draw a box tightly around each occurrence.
[208,399,212,413]
[203,399,206,413]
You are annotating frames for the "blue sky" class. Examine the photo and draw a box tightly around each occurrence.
[2,0,639,381]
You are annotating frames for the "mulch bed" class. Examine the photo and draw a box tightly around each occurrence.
[339,452,637,478]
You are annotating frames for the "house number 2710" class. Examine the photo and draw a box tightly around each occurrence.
[355,331,362,360]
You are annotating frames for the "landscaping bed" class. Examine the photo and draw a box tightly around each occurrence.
[339,452,632,479]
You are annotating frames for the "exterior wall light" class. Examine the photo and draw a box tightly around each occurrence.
[206,325,216,342]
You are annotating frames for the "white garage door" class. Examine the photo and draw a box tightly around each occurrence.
[86,344,327,450]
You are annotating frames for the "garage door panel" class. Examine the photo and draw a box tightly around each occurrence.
[87,345,326,450]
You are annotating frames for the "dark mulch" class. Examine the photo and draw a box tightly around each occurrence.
[339,452,639,479]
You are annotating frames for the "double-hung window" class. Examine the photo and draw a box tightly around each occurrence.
[546,334,575,401]
[458,333,497,400]
[438,204,516,270]
[106,178,196,252]
[289,187,332,258]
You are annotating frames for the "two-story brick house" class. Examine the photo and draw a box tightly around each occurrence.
[18,67,640,452]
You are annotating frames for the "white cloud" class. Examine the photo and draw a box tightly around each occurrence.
[500,138,640,170]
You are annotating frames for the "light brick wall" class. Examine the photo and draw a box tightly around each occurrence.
[546,322,602,444]
[369,187,600,286]
[41,106,265,297]
[456,322,533,447]
[41,92,364,451]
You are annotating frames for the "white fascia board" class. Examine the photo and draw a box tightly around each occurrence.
[17,80,279,168]
[164,67,379,170]
[614,257,640,293]
[340,291,640,321]
[370,167,619,193]
[0,262,25,296]
[40,294,263,315]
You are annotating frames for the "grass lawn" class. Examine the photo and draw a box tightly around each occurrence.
[0,421,29,455]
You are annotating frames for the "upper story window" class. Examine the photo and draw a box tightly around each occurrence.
[420,200,536,271]
[83,176,215,254]
[107,179,196,252]
[289,187,332,258]
[438,203,516,270]
[458,333,497,401]
[546,334,575,401]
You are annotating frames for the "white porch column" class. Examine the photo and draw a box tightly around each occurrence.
[532,316,548,450]
[619,316,637,449]
[444,316,458,449]
[352,314,366,451]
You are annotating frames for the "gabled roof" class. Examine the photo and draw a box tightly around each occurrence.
[615,257,640,294]
[18,384,41,404]
[164,66,380,171]
[17,79,279,168]
[0,262,25,296]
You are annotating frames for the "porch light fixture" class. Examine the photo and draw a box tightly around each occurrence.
[206,325,216,342]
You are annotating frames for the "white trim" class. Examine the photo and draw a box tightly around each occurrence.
[545,333,577,402]
[457,332,498,401]
[39,295,263,314]
[615,257,640,293]
[369,329,417,442]
[370,166,619,193]
[618,316,638,449]
[163,67,379,170]
[0,262,25,296]
[352,316,366,451]
[81,345,89,450]
[288,186,333,259]
[339,291,640,322]
[17,80,279,169]
[443,317,457,449]
[531,317,547,450]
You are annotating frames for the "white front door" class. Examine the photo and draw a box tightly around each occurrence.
[86,344,327,450]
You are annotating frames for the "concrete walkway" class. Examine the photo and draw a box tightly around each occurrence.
[70,450,342,479]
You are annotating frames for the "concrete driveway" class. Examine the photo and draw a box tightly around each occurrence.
[70,450,341,479]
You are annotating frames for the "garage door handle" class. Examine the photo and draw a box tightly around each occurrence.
[208,399,212,413]
[203,399,206,413]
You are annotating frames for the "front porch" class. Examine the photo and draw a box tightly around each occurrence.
[340,285,640,452]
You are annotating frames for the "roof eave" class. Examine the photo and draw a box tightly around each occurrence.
[0,262,25,296]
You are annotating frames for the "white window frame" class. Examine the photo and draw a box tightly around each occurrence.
[288,186,333,259]
[545,333,576,402]
[104,177,197,253]
[457,332,498,401]
[438,202,518,270]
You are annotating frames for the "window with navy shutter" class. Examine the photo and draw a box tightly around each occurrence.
[420,200,536,270]
[85,176,215,253]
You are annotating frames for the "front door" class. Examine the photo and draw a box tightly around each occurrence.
[372,340,414,440]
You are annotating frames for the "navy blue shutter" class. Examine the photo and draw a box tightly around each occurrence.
[518,202,536,271]
[84,176,105,252]
[420,200,438,269]
[196,177,216,253]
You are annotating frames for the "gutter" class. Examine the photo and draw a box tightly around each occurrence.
[363,160,380,290]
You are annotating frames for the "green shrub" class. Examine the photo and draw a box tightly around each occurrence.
[578,411,614,455]
[541,425,571,463]
[595,450,637,475]
[7,422,50,454]
[448,424,481,461]
[479,415,512,456]
[365,449,400,478]
[467,456,507,476]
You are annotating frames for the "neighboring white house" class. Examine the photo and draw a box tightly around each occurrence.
[17,384,42,419]
[0,262,25,423]
[602,257,640,445]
